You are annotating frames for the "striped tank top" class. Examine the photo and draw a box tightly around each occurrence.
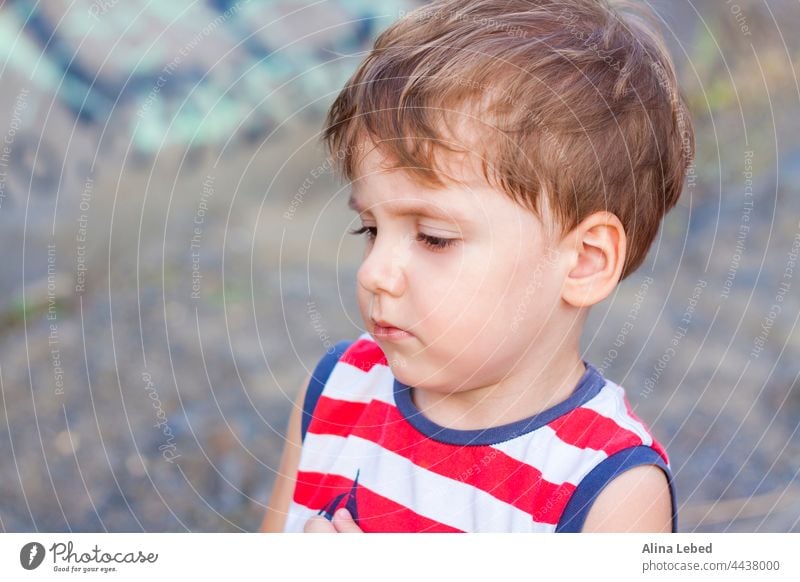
[284,333,677,533]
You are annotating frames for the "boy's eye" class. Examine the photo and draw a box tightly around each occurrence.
[348,225,377,242]
[347,226,456,251]
[415,232,455,251]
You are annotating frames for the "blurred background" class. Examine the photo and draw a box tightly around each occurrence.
[0,0,797,533]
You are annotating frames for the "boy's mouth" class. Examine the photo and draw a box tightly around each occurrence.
[372,319,414,341]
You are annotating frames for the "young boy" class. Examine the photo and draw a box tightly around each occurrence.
[261,0,693,533]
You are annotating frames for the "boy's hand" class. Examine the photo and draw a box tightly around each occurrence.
[303,508,363,533]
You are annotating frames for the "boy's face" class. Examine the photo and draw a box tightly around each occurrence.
[348,141,574,394]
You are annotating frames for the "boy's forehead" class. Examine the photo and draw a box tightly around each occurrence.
[348,140,493,218]
[353,119,487,183]
[347,184,474,224]
[348,176,486,226]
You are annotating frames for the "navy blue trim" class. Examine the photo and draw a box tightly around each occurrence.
[555,445,678,533]
[393,360,606,446]
[300,340,354,443]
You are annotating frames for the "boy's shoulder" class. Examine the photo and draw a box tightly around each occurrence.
[568,370,670,463]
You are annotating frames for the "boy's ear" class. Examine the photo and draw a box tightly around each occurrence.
[560,211,627,308]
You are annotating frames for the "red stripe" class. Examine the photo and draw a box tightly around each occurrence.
[622,396,670,465]
[339,339,388,372]
[548,407,643,453]
[294,471,462,532]
[308,396,574,524]
[307,395,368,437]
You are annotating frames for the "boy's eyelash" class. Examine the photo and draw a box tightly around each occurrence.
[347,226,457,251]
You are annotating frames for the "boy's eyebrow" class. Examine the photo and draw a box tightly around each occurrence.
[347,192,467,222]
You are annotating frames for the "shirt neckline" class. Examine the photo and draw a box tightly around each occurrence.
[392,360,606,446]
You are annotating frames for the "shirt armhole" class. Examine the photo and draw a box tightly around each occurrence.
[555,445,678,533]
[300,340,354,443]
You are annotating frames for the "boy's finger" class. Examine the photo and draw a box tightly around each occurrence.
[332,508,363,533]
[303,516,337,533]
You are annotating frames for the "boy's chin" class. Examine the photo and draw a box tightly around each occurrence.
[391,365,459,394]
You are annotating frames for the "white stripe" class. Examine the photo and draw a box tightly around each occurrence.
[580,382,653,447]
[300,432,553,532]
[605,380,655,445]
[322,359,395,406]
[491,424,608,486]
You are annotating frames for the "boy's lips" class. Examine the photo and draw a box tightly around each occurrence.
[371,319,414,340]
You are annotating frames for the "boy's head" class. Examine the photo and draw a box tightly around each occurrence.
[323,0,694,391]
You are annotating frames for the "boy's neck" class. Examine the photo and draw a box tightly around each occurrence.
[410,350,587,431]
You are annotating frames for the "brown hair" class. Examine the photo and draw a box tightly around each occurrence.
[323,0,695,280]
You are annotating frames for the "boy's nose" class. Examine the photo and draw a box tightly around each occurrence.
[356,232,412,297]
